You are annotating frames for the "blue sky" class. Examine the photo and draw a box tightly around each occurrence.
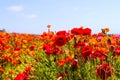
[0,0,120,34]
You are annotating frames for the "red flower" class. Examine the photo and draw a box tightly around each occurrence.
[56,31,67,35]
[96,64,114,80]
[71,27,84,35]
[90,50,107,61]
[71,59,78,68]
[74,41,85,48]
[25,66,31,72]
[99,54,107,61]
[14,47,21,51]
[114,47,120,56]
[90,50,102,58]
[0,51,2,54]
[43,44,59,55]
[29,45,35,51]
[42,44,50,50]
[83,28,91,35]
[81,46,92,58]
[14,66,31,80]
[14,72,28,80]
[58,59,66,66]
[54,35,66,46]
[0,68,4,73]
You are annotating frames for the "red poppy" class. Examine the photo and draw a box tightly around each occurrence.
[96,63,114,80]
[83,28,91,35]
[54,35,66,46]
[81,46,92,58]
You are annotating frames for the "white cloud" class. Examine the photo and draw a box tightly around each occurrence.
[6,5,37,19]
[6,5,24,12]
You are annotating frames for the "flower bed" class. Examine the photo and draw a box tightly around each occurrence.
[0,26,120,80]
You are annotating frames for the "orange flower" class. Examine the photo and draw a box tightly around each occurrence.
[102,28,110,33]
[47,24,51,28]
[58,59,66,66]
[9,69,14,74]
[65,55,73,62]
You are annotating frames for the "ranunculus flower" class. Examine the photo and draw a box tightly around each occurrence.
[71,59,78,68]
[74,41,85,48]
[83,28,91,35]
[96,63,114,80]
[114,47,120,56]
[81,46,92,58]
[43,44,59,55]
[14,72,28,80]
[58,59,66,66]
[90,50,107,61]
[29,45,35,51]
[54,35,66,46]
[0,68,4,73]
[25,66,31,72]
[90,50,102,58]
[56,31,67,35]
[71,27,84,35]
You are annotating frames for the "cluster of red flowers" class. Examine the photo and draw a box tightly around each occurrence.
[42,44,59,55]
[71,27,91,35]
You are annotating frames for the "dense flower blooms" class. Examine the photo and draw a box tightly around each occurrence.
[81,46,92,58]
[54,35,66,46]
[96,63,114,80]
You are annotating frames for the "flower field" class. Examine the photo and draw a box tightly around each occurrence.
[1,26,120,80]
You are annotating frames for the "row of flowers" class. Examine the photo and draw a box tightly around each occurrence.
[0,25,120,80]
